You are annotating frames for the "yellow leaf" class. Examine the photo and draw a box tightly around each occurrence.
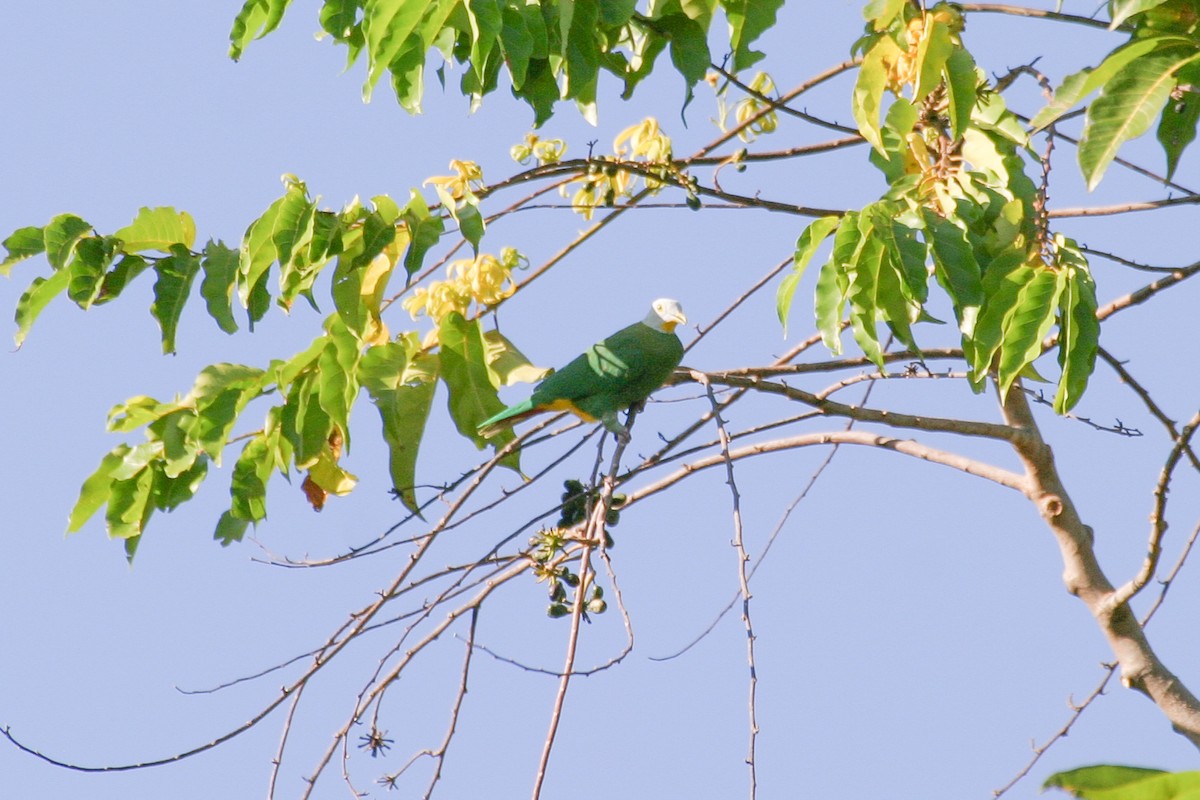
[307,449,358,496]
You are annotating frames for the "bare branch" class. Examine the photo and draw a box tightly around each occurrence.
[1109,410,1200,609]
[532,422,631,800]
[626,429,1028,507]
[689,371,1021,441]
[696,375,759,799]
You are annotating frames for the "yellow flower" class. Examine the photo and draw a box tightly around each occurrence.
[511,133,567,165]
[449,254,516,307]
[403,249,522,322]
[734,72,779,142]
[614,117,672,161]
[424,159,485,201]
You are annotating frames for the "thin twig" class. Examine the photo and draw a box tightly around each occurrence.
[531,423,630,799]
[698,375,759,799]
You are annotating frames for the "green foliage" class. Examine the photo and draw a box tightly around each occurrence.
[1077,46,1200,188]
[438,311,520,473]
[229,0,292,61]
[1044,764,1200,799]
[777,215,839,336]
[1030,1,1200,185]
[781,1,1103,411]
[12,0,1192,557]
[359,334,438,515]
[228,0,782,125]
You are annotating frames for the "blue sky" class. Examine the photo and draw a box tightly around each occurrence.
[3,2,1199,799]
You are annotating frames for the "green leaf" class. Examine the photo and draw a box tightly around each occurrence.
[290,376,333,468]
[43,214,93,270]
[561,0,600,103]
[66,236,119,309]
[721,0,783,72]
[1,226,46,274]
[814,212,860,354]
[360,340,438,514]
[1029,37,1176,130]
[320,0,360,40]
[148,409,200,478]
[1079,47,1200,189]
[515,58,560,126]
[105,466,155,543]
[229,0,292,60]
[111,441,164,481]
[655,12,711,103]
[853,37,898,154]
[316,315,362,448]
[94,254,149,306]
[912,16,953,103]
[229,435,273,523]
[467,0,504,87]
[307,210,344,265]
[389,33,428,113]
[153,456,209,511]
[943,46,978,140]
[239,196,285,308]
[845,233,887,368]
[862,0,904,29]
[113,206,197,253]
[151,244,202,354]
[778,215,840,335]
[1157,61,1200,180]
[601,0,637,26]
[271,190,316,269]
[1053,243,1100,414]
[214,509,251,545]
[499,4,535,88]
[67,446,130,533]
[482,329,551,387]
[1110,0,1174,29]
[401,190,445,276]
[362,0,430,100]
[439,312,512,449]
[107,395,182,433]
[189,363,268,463]
[966,249,1030,385]
[200,241,241,334]
[457,201,485,254]
[870,98,919,183]
[332,206,396,336]
[922,211,983,336]
[874,235,919,353]
[997,265,1065,400]
[14,267,71,347]
[878,216,929,304]
[246,272,272,328]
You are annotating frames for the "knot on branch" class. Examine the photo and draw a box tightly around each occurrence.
[1038,493,1064,519]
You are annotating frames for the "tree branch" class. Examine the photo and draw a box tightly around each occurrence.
[999,384,1200,748]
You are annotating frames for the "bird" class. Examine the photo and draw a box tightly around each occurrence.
[477,298,687,440]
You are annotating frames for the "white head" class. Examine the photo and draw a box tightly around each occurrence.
[643,298,687,333]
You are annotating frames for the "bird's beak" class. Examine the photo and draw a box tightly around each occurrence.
[663,311,686,332]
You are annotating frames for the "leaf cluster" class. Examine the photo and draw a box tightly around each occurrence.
[231,0,784,125]
[778,2,1101,413]
[2,179,546,557]
[1032,0,1200,185]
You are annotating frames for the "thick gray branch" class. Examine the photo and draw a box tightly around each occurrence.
[1000,386,1200,748]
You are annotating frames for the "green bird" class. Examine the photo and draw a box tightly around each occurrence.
[478,298,687,439]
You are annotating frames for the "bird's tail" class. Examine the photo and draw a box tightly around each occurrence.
[477,400,539,439]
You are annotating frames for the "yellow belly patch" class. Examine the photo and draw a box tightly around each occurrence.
[543,398,597,422]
